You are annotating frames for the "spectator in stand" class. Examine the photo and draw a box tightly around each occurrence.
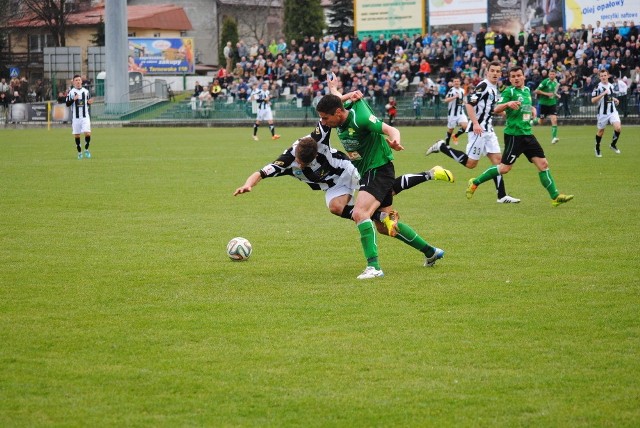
[9,91,23,104]
[0,91,8,110]
[210,79,222,100]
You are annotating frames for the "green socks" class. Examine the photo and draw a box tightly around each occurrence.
[394,223,435,257]
[551,125,558,139]
[474,165,500,185]
[357,220,380,269]
[539,169,559,199]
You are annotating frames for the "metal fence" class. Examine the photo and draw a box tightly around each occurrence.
[3,89,639,125]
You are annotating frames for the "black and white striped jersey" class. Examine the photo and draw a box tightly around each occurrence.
[466,80,497,131]
[259,122,354,191]
[251,88,271,109]
[591,82,618,115]
[66,87,91,120]
[446,86,466,117]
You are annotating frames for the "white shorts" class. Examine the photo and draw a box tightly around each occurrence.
[256,107,273,121]
[466,131,501,160]
[72,118,91,135]
[596,112,621,129]
[324,166,360,208]
[448,114,468,129]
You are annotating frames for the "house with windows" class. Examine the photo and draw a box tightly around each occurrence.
[3,1,192,83]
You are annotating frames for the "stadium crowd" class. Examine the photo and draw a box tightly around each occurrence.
[205,21,640,117]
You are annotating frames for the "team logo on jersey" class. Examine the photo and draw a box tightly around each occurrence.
[274,161,285,166]
[346,151,362,160]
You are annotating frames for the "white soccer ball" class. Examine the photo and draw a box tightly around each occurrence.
[227,237,252,261]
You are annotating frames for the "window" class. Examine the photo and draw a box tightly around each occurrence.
[29,34,55,52]
[128,32,136,37]
[153,33,161,38]
[180,31,188,37]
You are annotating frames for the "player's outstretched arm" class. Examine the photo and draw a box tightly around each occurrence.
[233,172,262,196]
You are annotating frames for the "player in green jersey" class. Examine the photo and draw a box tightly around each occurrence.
[534,69,560,144]
[466,66,573,207]
[316,74,448,279]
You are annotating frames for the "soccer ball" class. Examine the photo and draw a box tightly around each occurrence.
[227,237,252,261]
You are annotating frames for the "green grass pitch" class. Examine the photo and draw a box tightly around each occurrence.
[1,125,639,426]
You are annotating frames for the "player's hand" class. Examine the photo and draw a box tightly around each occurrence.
[74,94,80,100]
[613,98,619,105]
[87,98,93,105]
[386,138,404,151]
[348,90,363,101]
[509,101,521,109]
[233,186,251,196]
[472,122,483,135]
[326,72,339,90]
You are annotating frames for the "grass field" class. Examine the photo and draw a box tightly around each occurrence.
[1,125,639,426]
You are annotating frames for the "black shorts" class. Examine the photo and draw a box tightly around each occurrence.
[539,104,558,118]
[360,162,395,208]
[502,134,546,165]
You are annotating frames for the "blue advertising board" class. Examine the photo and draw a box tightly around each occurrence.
[128,37,195,75]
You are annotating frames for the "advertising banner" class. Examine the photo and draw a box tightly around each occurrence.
[355,0,425,38]
[565,0,636,29]
[488,0,564,33]
[128,38,195,75]
[428,0,487,26]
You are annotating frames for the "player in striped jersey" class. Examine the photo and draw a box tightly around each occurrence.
[66,75,94,159]
[467,66,573,207]
[426,61,520,203]
[591,69,622,157]
[443,77,468,145]
[250,82,280,141]
[233,121,453,231]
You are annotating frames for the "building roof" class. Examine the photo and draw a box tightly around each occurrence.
[9,4,192,31]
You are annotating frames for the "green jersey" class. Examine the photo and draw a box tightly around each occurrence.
[536,78,559,106]
[336,99,393,174]
[497,85,534,136]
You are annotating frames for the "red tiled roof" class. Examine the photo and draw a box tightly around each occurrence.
[9,4,192,31]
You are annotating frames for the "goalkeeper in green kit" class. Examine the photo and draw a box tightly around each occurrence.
[466,66,573,207]
[316,73,450,279]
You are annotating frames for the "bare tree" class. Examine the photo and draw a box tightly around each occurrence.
[19,0,74,47]
[233,0,282,44]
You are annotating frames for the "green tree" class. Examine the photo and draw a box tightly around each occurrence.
[326,0,353,37]
[283,0,324,44]
[218,16,238,67]
[90,16,105,46]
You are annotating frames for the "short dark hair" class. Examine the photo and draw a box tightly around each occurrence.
[489,61,502,70]
[73,74,82,79]
[509,65,524,74]
[316,94,343,115]
[295,136,317,164]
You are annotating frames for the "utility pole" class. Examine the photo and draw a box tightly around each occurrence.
[105,0,129,114]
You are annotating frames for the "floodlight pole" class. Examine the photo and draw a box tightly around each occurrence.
[105,0,129,114]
